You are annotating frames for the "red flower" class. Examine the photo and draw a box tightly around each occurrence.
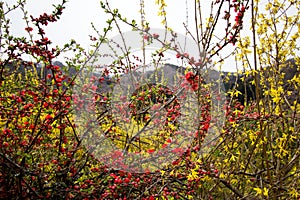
[2,142,9,148]
[192,83,198,91]
[202,123,210,131]
[172,159,180,165]
[65,96,71,101]
[152,33,159,39]
[99,77,105,83]
[149,196,155,200]
[171,147,183,154]
[166,138,172,143]
[51,159,58,164]
[25,27,33,32]
[143,34,149,41]
[45,114,53,120]
[53,65,60,71]
[185,71,194,82]
[147,149,155,153]
[229,116,235,123]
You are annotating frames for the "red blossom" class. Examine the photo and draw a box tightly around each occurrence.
[147,149,155,153]
[152,33,159,39]
[185,71,194,82]
[25,27,33,32]
[192,83,199,91]
[143,34,149,41]
[202,123,210,131]
[45,114,53,121]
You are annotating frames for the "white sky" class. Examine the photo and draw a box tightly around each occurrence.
[5,1,200,46]
[1,1,192,66]
[2,0,298,71]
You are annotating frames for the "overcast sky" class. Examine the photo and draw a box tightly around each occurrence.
[5,0,216,67]
[3,0,298,71]
[5,0,199,47]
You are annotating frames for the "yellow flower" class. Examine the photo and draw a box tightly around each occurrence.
[187,169,199,181]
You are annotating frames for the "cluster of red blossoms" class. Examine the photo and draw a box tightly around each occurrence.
[30,4,64,26]
[233,4,246,27]
[222,0,248,45]
[185,71,201,91]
